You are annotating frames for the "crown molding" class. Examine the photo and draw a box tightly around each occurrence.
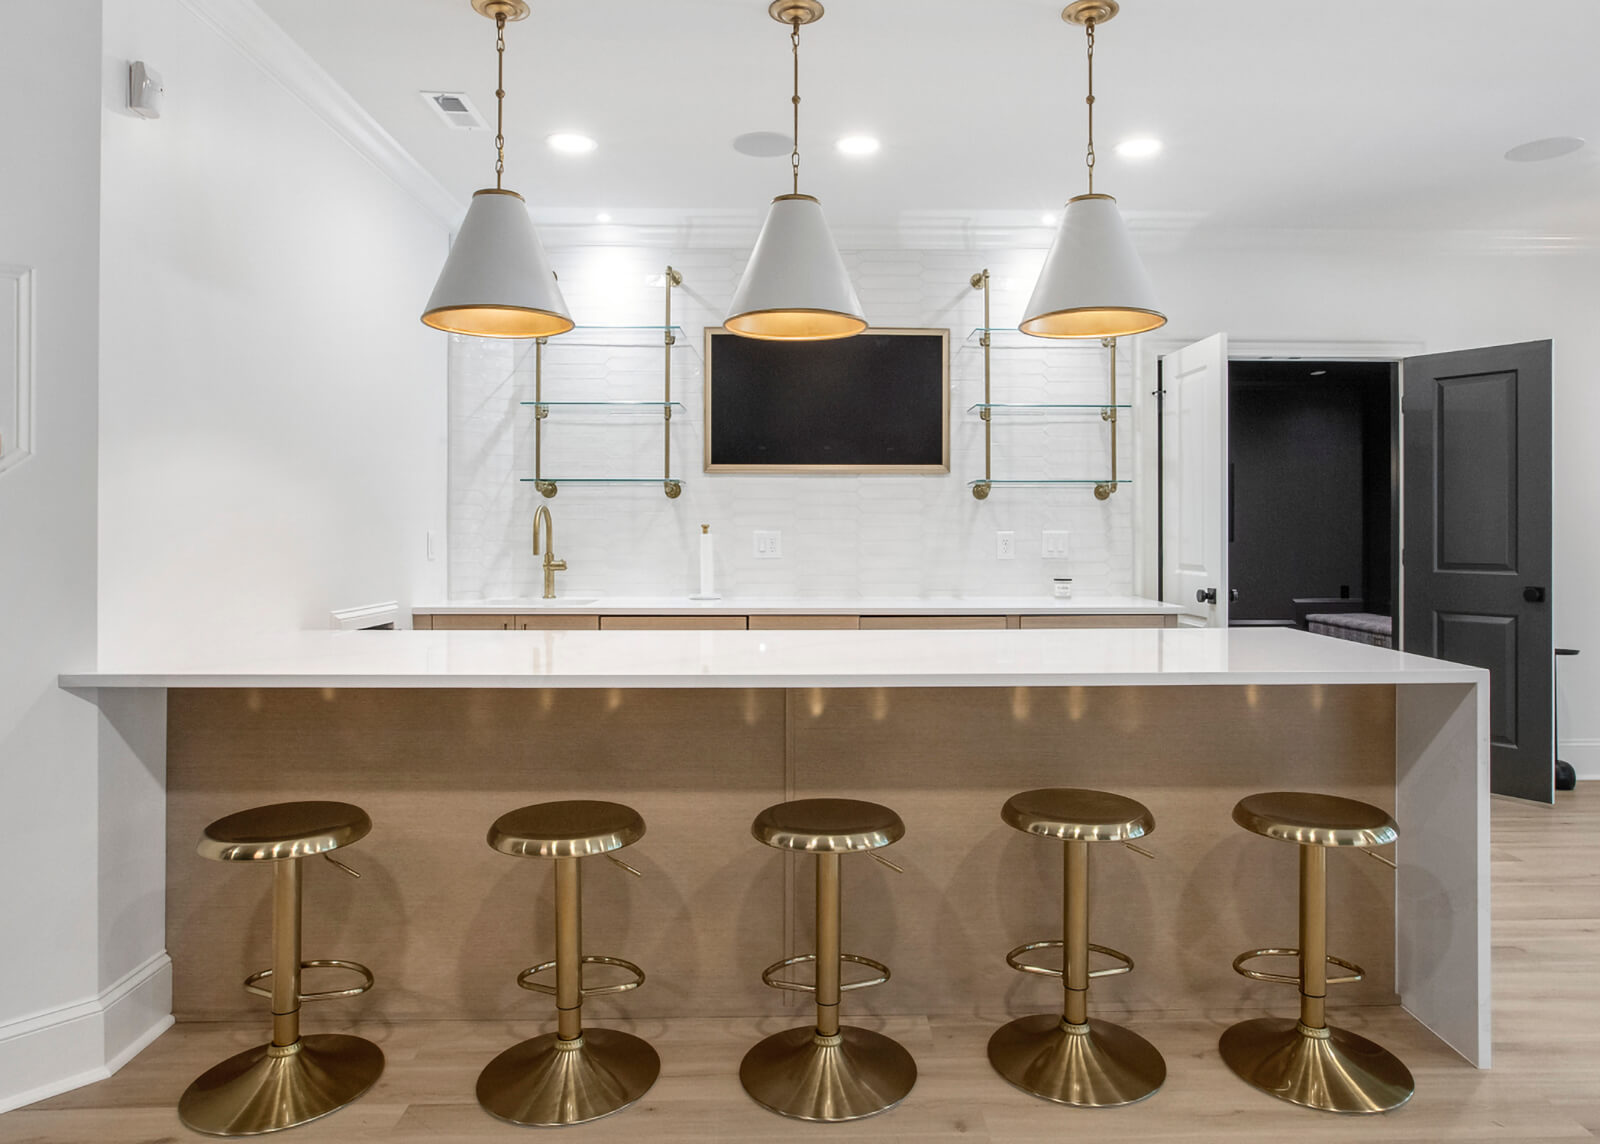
[174,0,463,228]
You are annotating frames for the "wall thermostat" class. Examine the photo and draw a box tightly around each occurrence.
[128,61,164,119]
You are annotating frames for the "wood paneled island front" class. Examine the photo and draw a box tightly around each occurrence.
[63,625,1490,1085]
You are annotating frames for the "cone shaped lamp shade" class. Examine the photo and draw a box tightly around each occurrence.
[422,188,574,339]
[725,194,866,341]
[1020,194,1165,339]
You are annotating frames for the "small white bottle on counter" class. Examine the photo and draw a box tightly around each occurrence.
[691,524,722,600]
[1052,577,1073,599]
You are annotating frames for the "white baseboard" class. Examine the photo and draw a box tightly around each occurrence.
[1560,739,1600,782]
[0,953,173,1114]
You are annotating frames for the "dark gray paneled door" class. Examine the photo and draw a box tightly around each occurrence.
[1403,341,1553,802]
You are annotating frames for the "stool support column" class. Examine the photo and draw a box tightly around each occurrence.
[555,856,582,1042]
[1299,845,1327,1030]
[1063,840,1089,1027]
[270,858,303,1048]
[815,852,841,1038]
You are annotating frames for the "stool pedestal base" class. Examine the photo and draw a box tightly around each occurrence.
[476,1029,660,1127]
[1219,1017,1415,1114]
[987,1015,1165,1107]
[178,1034,384,1136]
[739,1025,917,1122]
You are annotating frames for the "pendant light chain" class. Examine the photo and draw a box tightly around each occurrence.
[790,18,802,195]
[1084,17,1096,194]
[494,12,507,190]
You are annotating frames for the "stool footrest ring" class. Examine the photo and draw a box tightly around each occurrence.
[1005,940,1134,979]
[517,955,646,997]
[1232,947,1365,986]
[760,952,890,994]
[243,959,375,1002]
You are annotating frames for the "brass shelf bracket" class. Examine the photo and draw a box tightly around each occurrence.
[972,268,992,500]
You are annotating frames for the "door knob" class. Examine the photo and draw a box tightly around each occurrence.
[1196,587,1217,605]
[1523,586,1547,603]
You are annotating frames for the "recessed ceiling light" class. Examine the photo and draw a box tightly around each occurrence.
[1309,369,1328,376]
[595,212,612,223]
[836,135,880,156]
[546,132,597,154]
[1504,136,1584,162]
[1115,137,1162,159]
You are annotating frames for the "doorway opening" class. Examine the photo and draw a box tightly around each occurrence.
[1227,359,1398,644]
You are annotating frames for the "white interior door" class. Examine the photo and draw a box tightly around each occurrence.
[1162,333,1229,627]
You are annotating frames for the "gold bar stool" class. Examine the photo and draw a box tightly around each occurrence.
[1220,791,1414,1113]
[988,788,1165,1108]
[740,798,917,1122]
[477,800,659,1127]
[178,801,382,1136]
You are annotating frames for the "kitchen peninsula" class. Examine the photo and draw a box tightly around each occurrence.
[62,623,1489,1097]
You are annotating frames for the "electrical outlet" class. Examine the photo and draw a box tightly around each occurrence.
[754,530,782,559]
[1042,530,1070,560]
[996,531,1015,560]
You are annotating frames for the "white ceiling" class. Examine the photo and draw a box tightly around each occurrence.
[257,0,1600,239]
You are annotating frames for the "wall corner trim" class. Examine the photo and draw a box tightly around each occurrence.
[173,0,463,228]
[0,953,173,1114]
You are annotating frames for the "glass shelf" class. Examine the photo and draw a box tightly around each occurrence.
[968,402,1131,413]
[520,400,685,409]
[536,325,695,348]
[961,327,1119,351]
[968,478,1133,487]
[521,477,683,484]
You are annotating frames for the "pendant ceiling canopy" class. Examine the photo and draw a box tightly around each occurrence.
[422,0,573,339]
[724,1,866,341]
[1021,1,1165,340]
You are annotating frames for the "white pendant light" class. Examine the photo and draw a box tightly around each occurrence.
[422,0,573,339]
[1021,1,1165,340]
[724,1,865,341]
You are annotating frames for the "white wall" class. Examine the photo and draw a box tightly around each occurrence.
[448,244,1137,601]
[98,0,452,657]
[0,0,114,1110]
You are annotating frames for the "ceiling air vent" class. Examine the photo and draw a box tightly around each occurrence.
[420,90,487,130]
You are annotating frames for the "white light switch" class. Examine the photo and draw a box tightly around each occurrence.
[1042,530,1070,560]
[754,530,782,559]
[996,531,1015,560]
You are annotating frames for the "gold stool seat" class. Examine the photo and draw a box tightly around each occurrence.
[740,798,917,1122]
[1220,791,1413,1114]
[179,801,383,1137]
[477,800,659,1127]
[988,788,1165,1108]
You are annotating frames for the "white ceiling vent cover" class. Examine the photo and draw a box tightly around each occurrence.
[420,91,487,130]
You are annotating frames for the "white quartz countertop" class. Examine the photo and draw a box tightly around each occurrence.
[412,594,1184,616]
[60,627,1484,690]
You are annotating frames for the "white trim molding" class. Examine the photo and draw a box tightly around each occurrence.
[1559,739,1600,782]
[0,264,34,478]
[174,0,462,227]
[0,953,172,1114]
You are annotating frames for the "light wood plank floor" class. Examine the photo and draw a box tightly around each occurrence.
[8,787,1598,1143]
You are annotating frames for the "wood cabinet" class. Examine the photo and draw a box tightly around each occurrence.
[518,615,600,631]
[1020,614,1176,629]
[428,614,517,630]
[748,615,860,630]
[859,615,1008,630]
[600,616,748,631]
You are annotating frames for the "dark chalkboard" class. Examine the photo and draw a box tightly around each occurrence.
[704,328,949,472]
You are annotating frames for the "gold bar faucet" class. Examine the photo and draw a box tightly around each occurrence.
[531,504,567,600]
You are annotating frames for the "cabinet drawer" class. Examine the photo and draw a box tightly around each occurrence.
[748,615,860,630]
[1019,614,1174,629]
[517,615,600,631]
[429,614,517,630]
[858,615,1007,630]
[600,616,749,631]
